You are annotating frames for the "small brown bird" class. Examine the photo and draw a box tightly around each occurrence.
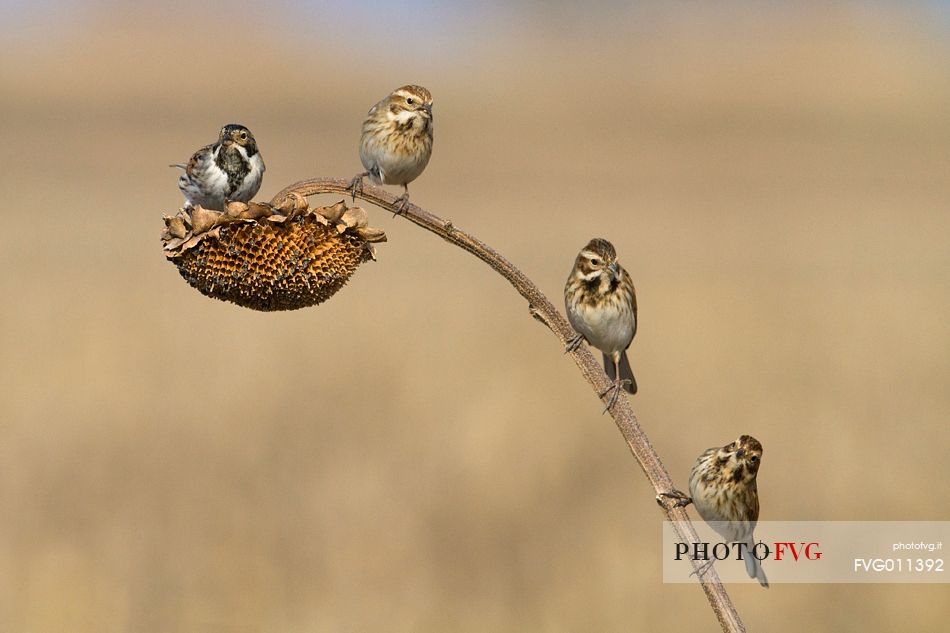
[347,85,433,213]
[173,124,265,211]
[688,435,769,587]
[564,238,638,410]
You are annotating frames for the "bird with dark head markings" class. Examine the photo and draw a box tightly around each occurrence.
[173,124,265,211]
[564,238,638,410]
[688,434,769,588]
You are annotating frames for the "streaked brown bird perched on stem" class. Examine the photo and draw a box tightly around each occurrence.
[688,435,770,588]
[172,124,265,211]
[564,238,638,410]
[347,85,433,214]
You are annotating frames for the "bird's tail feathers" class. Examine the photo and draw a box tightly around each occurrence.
[604,352,637,395]
[603,353,616,382]
[743,540,769,588]
[619,350,637,394]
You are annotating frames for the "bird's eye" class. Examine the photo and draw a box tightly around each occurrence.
[240,131,248,140]
[749,455,759,462]
[406,97,414,105]
[590,258,600,266]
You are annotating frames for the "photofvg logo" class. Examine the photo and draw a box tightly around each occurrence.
[673,539,823,564]
[662,521,950,584]
[668,523,821,587]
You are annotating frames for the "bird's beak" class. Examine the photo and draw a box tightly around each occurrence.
[608,262,620,279]
[424,103,433,117]
[735,449,746,459]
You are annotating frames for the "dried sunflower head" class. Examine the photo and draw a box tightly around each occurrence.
[161,196,386,311]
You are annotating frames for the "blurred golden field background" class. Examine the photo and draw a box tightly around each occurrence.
[1,2,948,631]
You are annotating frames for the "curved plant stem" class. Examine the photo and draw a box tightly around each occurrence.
[272,178,747,633]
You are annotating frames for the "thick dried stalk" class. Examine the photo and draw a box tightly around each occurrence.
[272,178,746,633]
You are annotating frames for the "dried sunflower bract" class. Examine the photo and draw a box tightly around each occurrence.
[161,196,386,311]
